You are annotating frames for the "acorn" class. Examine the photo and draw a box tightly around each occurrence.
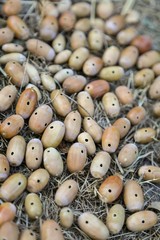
[99,175,123,203]
[137,50,160,69]
[0,27,14,46]
[40,220,64,240]
[54,49,72,64]
[88,29,104,51]
[83,117,103,143]
[55,179,78,206]
[102,46,120,66]
[0,53,26,64]
[40,15,58,41]
[54,68,74,83]
[59,207,74,229]
[70,30,87,50]
[59,11,76,31]
[138,165,160,183]
[78,132,96,156]
[77,91,95,117]
[113,117,131,139]
[52,33,66,53]
[83,56,103,76]
[118,143,138,167]
[99,66,124,82]
[134,68,155,88]
[0,85,17,112]
[134,127,156,144]
[78,212,109,240]
[41,72,56,92]
[117,26,138,45]
[131,35,152,53]
[63,75,87,94]
[0,221,20,240]
[127,106,146,125]
[119,46,139,69]
[2,0,22,16]
[25,193,42,219]
[71,2,90,17]
[69,47,89,70]
[19,229,37,240]
[105,15,125,35]
[0,202,16,226]
[102,126,120,153]
[85,80,110,99]
[2,43,24,53]
[102,92,120,118]
[24,62,41,85]
[96,0,114,19]
[0,154,10,182]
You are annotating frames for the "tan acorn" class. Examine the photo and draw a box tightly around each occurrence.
[99,175,123,203]
[59,207,74,229]
[41,72,56,92]
[134,68,155,88]
[40,15,58,41]
[106,204,125,234]
[105,15,125,35]
[59,11,76,31]
[113,118,131,139]
[85,80,110,99]
[88,29,104,51]
[138,165,160,183]
[102,92,120,118]
[75,18,91,32]
[71,2,90,17]
[26,84,42,101]
[0,114,24,139]
[124,180,144,212]
[25,193,42,219]
[0,53,26,64]
[131,35,152,53]
[50,89,71,117]
[149,76,160,100]
[54,50,72,64]
[83,117,103,143]
[78,132,96,155]
[118,143,138,167]
[117,26,138,45]
[58,0,71,13]
[2,43,24,53]
[0,221,20,240]
[0,173,27,201]
[77,91,94,117]
[0,154,10,182]
[0,85,17,112]
[19,229,37,240]
[52,33,66,53]
[119,46,139,69]
[127,106,146,125]
[115,86,133,105]
[78,212,109,240]
[7,15,30,40]
[70,30,87,50]
[43,147,63,176]
[25,139,43,170]
[63,75,87,94]
[90,151,111,178]
[24,62,41,85]
[152,62,160,76]
[67,142,87,173]
[6,135,26,166]
[137,50,160,69]
[126,210,158,232]
[40,220,64,240]
[125,10,140,24]
[29,104,53,134]
[83,56,103,76]
[54,68,74,83]
[69,47,89,70]
[99,66,124,82]
[102,46,120,66]
[16,88,37,119]
[134,128,156,144]
[41,121,65,148]
[5,61,29,87]
[0,27,14,46]
[26,39,55,61]
[64,110,82,142]
[27,168,50,193]
[0,202,16,226]
[153,102,160,117]
[2,0,22,16]
[96,0,114,19]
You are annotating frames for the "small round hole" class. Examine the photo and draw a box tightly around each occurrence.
[148,169,151,172]
[142,220,145,224]
[92,63,95,66]
[67,210,70,212]
[112,71,115,74]
[81,150,84,153]
[76,56,79,59]
[85,139,88,142]
[30,202,34,205]
[143,74,146,77]
[40,46,43,48]
[124,126,126,128]
[8,95,11,98]
[27,101,30,105]
[73,118,76,121]
[68,185,71,189]
[113,214,117,217]
[50,126,54,129]
[30,232,34,236]
[47,150,50,153]
[35,112,37,115]
[37,179,40,183]
[85,221,89,224]
[100,164,103,167]
[22,26,25,29]
[135,194,138,197]
[136,116,139,119]
[108,143,111,147]
[11,152,14,155]
[87,86,90,89]
[58,43,61,46]
[2,31,5,34]
[55,228,58,231]
[32,147,34,150]
[108,189,112,193]
[35,158,38,160]
[87,117,90,120]
[112,103,115,106]
[7,122,10,125]
[44,123,47,126]
[18,182,21,185]
[145,129,147,132]
[4,168,7,171]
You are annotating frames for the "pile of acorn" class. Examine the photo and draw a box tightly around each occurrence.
[0,0,160,239]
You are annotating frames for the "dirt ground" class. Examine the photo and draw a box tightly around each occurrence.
[0,0,160,239]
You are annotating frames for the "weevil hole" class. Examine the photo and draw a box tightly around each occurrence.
[67,209,70,212]
[50,126,54,129]
[4,168,7,171]
[18,182,21,185]
[112,71,115,74]
[35,158,38,160]
[51,22,54,25]
[11,152,14,155]
[30,202,34,205]
[148,169,151,172]
[86,96,90,99]
[136,116,139,119]
[44,123,47,126]
[55,228,58,231]
[27,101,30,105]
[85,139,88,142]
[100,164,103,167]
[2,31,5,34]
[19,127,21,130]
[40,46,43,48]
[143,74,146,77]
[7,122,11,125]
[68,185,71,189]
[113,214,117,217]
[156,91,159,94]
[37,179,40,183]
[142,220,145,224]
[135,151,137,154]
[96,40,99,43]
[81,150,84,153]
[135,194,138,197]
[76,56,79,59]
[85,221,89,224]
[108,143,111,147]
[60,93,63,96]
[22,26,25,29]
[113,22,117,25]
[32,147,34,150]
[92,63,95,66]
[30,232,34,236]
[87,117,90,120]
[73,118,76,121]
[58,43,61,46]
[112,103,115,106]
[87,86,90,89]
[108,189,112,193]
[35,112,37,115]
[12,61,16,64]
[124,125,126,128]
[145,129,147,132]
[8,95,11,98]
[108,60,111,63]
[47,150,50,152]
[15,44,18,47]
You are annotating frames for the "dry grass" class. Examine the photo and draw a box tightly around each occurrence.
[0,0,160,239]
